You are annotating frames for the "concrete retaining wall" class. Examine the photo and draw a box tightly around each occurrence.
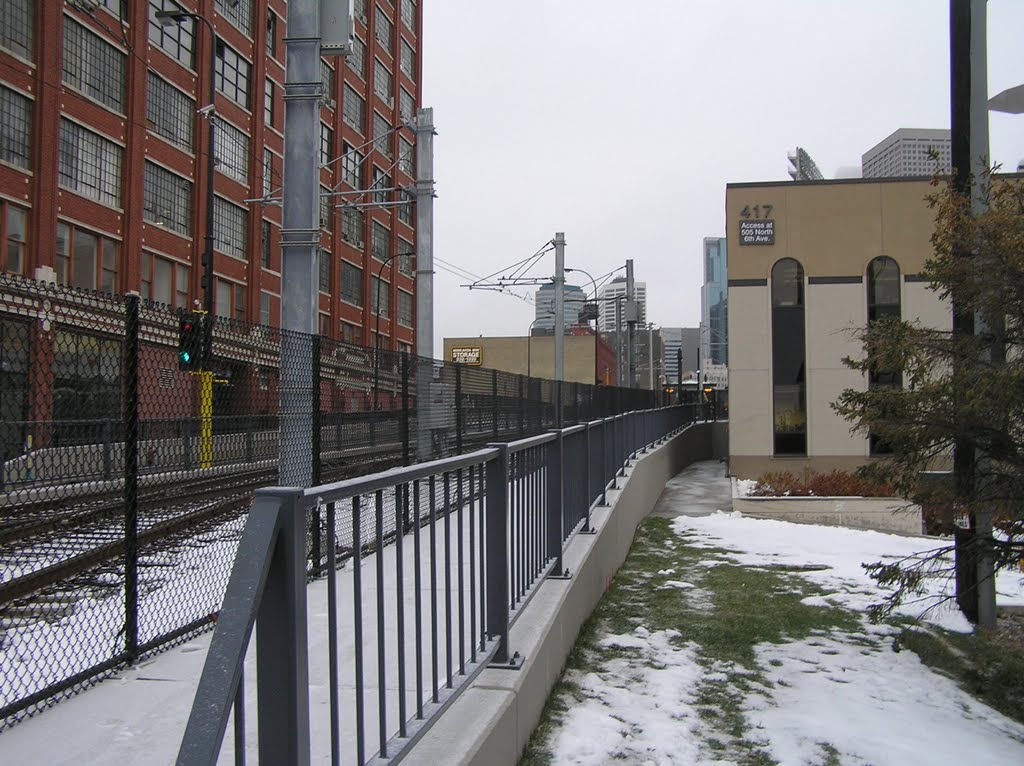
[732,483,924,535]
[404,420,724,766]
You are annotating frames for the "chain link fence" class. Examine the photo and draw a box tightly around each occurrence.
[0,271,673,731]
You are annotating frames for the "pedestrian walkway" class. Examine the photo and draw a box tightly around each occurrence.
[650,458,731,518]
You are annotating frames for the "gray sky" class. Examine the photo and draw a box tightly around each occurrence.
[421,0,1024,353]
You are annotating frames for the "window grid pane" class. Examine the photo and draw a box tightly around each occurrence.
[375,7,393,48]
[398,137,414,177]
[321,60,335,100]
[399,88,414,123]
[341,261,363,306]
[342,143,363,188]
[216,0,252,37]
[397,289,412,326]
[261,219,272,268]
[397,200,412,226]
[372,166,391,203]
[319,249,331,292]
[0,85,32,168]
[320,185,332,231]
[371,275,389,317]
[1,0,32,59]
[63,17,126,113]
[350,36,366,79]
[320,122,333,167]
[371,220,390,261]
[343,85,365,133]
[143,161,192,236]
[373,113,391,159]
[400,39,415,78]
[215,40,251,108]
[374,59,392,103]
[59,119,123,208]
[262,148,273,197]
[215,119,249,182]
[342,206,364,246]
[214,196,248,259]
[400,0,416,30]
[398,239,413,275]
[264,78,275,126]
[147,72,193,152]
[148,0,194,68]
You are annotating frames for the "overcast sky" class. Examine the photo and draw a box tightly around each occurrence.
[420,1,1024,352]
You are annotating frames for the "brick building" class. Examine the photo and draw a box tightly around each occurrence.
[0,0,422,352]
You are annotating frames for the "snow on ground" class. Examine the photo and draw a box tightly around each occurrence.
[545,511,1024,766]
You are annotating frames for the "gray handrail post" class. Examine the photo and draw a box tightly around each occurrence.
[546,429,567,577]
[582,421,595,532]
[176,487,308,766]
[257,489,311,765]
[484,446,511,664]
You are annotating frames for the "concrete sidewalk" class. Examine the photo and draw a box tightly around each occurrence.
[650,459,732,518]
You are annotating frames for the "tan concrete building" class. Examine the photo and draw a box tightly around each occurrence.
[726,177,950,479]
[443,331,617,385]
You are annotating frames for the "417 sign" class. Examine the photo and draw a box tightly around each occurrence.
[738,204,775,246]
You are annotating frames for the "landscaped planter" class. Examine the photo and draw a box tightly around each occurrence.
[731,479,924,535]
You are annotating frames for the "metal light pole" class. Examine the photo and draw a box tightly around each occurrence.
[157,4,216,469]
[553,233,566,426]
[373,251,415,411]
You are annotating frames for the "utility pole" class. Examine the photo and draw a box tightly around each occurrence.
[648,323,655,391]
[415,107,436,462]
[278,0,326,488]
[553,232,566,426]
[614,298,623,387]
[951,0,995,628]
[626,259,636,387]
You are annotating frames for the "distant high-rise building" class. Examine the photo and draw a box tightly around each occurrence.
[597,277,647,333]
[701,238,728,367]
[788,147,824,181]
[862,129,952,178]
[534,283,587,332]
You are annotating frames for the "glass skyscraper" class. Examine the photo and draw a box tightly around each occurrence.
[701,237,728,366]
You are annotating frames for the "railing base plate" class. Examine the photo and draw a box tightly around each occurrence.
[489,652,524,670]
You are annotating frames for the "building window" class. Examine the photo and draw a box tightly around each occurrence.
[343,84,365,133]
[143,161,192,236]
[342,143,363,188]
[319,249,331,293]
[1,0,33,60]
[350,35,366,79]
[399,89,415,127]
[149,0,194,67]
[216,278,246,320]
[398,136,414,176]
[2,203,28,275]
[373,112,392,158]
[265,11,277,57]
[214,196,248,259]
[147,72,193,151]
[371,166,391,203]
[341,260,363,306]
[342,321,362,345]
[397,239,413,274]
[262,148,272,197]
[215,119,249,182]
[320,185,332,231]
[0,85,32,169]
[400,0,416,30]
[261,219,273,268]
[55,222,119,293]
[320,122,333,166]
[58,119,123,207]
[397,200,412,226]
[867,256,902,454]
[342,206,364,247]
[216,0,252,37]
[321,60,335,101]
[371,220,390,261]
[260,290,272,326]
[140,252,189,309]
[353,0,367,21]
[215,39,251,108]
[53,329,121,423]
[397,289,412,326]
[264,78,275,126]
[63,17,126,113]
[375,6,393,48]
[399,38,415,79]
[371,275,389,318]
[374,59,392,103]
[771,258,806,456]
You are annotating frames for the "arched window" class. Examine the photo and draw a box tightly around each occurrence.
[867,256,901,454]
[771,259,806,455]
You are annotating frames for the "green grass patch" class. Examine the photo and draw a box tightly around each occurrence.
[519,516,863,765]
[899,624,1024,725]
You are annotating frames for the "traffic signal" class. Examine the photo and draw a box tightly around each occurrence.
[178,312,204,371]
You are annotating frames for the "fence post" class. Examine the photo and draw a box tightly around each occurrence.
[598,417,609,506]
[309,337,322,576]
[518,376,525,438]
[455,364,463,455]
[123,293,140,662]
[485,446,512,664]
[492,368,499,440]
[546,430,569,578]
[401,351,411,465]
[583,422,595,532]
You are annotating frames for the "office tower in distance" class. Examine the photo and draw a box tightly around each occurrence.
[701,237,728,367]
[534,283,588,332]
[597,277,647,333]
[862,128,952,178]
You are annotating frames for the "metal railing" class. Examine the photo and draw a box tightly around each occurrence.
[177,406,688,765]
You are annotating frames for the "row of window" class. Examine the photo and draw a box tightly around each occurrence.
[769,256,901,456]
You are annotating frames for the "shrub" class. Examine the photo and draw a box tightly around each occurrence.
[750,469,893,498]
